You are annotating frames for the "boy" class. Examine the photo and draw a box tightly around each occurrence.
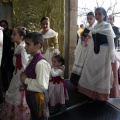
[20,32,51,120]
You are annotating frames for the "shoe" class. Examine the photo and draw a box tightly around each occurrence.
[60,105,66,112]
[0,102,4,112]
[49,107,55,114]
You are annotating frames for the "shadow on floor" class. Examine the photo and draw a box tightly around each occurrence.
[65,80,89,107]
[49,101,120,120]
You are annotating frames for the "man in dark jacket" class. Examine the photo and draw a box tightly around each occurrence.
[0,20,15,92]
[108,15,120,48]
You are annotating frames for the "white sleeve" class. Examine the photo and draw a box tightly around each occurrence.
[74,42,82,58]
[51,68,63,77]
[25,60,51,93]
[21,47,29,69]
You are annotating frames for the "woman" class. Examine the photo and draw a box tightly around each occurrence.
[71,12,96,86]
[40,17,60,65]
[77,7,119,101]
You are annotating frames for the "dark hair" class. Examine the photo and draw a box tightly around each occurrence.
[40,17,50,23]
[21,27,30,34]
[0,20,8,26]
[16,27,28,39]
[80,24,84,28]
[53,55,64,65]
[109,14,114,20]
[87,12,94,17]
[25,32,43,47]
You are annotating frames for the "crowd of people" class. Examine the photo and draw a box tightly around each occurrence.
[0,6,120,120]
[71,7,120,101]
[0,16,69,120]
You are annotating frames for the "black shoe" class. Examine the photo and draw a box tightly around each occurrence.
[0,102,4,112]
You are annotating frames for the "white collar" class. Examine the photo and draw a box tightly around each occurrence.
[40,29,58,39]
[14,41,25,55]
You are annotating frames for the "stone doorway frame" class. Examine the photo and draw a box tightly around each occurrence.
[64,0,78,79]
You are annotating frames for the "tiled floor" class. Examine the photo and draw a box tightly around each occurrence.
[49,81,120,120]
[107,85,120,110]
[107,98,120,110]
[49,101,120,120]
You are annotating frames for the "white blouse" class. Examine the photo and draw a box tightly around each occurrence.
[51,68,64,79]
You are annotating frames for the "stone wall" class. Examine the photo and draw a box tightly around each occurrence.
[64,0,78,78]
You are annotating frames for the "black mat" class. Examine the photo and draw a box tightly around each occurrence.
[65,80,89,107]
[49,100,120,120]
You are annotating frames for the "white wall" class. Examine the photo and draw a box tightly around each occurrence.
[77,0,120,28]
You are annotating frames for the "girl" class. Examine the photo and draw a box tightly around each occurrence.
[77,7,119,101]
[1,27,30,120]
[48,55,69,113]
[71,12,96,86]
[40,17,60,65]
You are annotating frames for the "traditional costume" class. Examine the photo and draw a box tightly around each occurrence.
[48,67,69,113]
[77,21,119,101]
[24,53,51,120]
[2,41,30,120]
[40,29,60,65]
[71,21,96,86]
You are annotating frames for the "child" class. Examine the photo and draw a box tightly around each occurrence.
[48,55,69,113]
[20,32,51,120]
[1,27,30,120]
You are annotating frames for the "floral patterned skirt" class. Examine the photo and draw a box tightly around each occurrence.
[1,91,30,120]
[1,102,30,120]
